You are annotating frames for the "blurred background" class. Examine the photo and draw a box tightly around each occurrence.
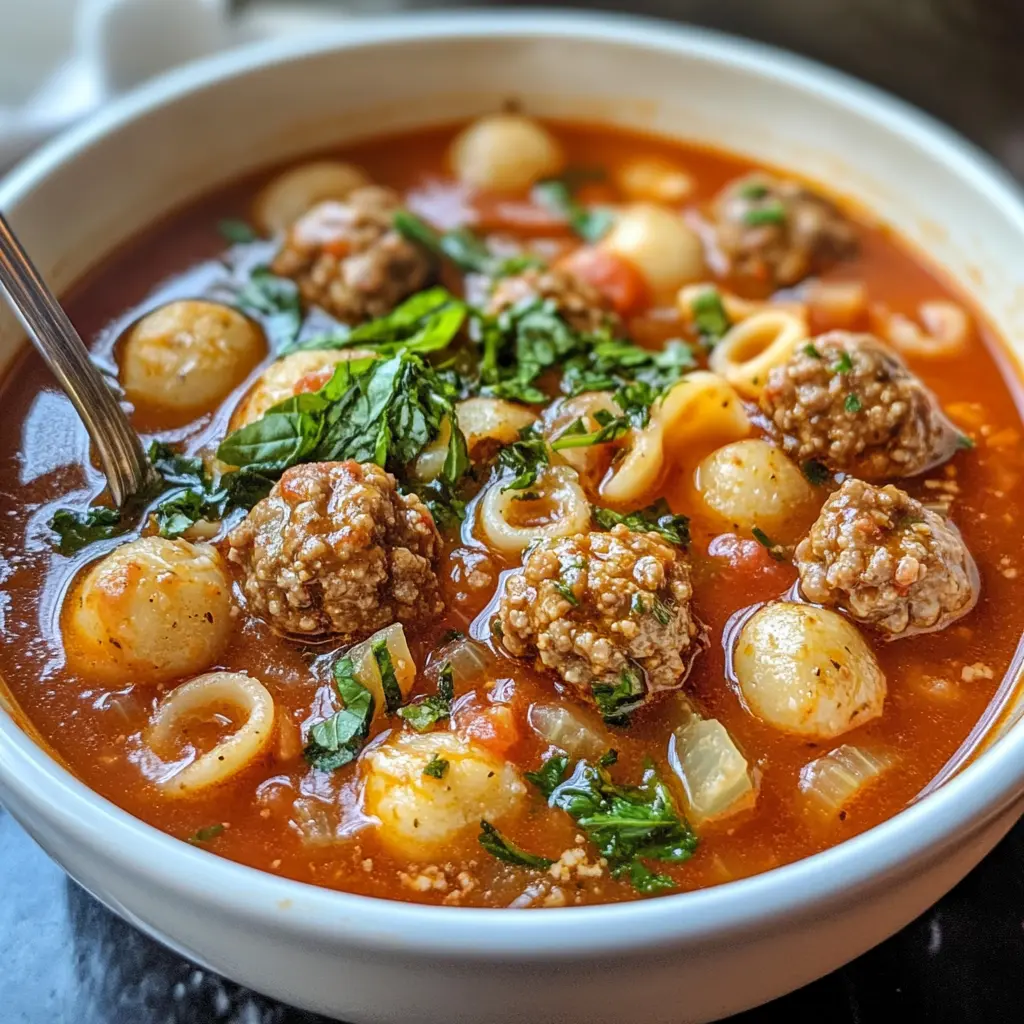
[4,0,1024,176]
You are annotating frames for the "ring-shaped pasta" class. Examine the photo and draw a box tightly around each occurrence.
[709,309,809,399]
[478,465,591,555]
[678,283,806,325]
[147,672,275,796]
[600,371,750,505]
[880,300,971,360]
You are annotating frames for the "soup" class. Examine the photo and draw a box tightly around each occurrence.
[1,115,1022,909]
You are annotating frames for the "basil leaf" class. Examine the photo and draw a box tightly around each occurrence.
[592,499,690,547]
[236,265,302,349]
[423,754,450,779]
[394,212,541,277]
[303,657,375,772]
[397,662,454,733]
[497,434,549,490]
[216,409,324,472]
[50,507,123,555]
[372,638,403,715]
[524,752,569,798]
[478,820,554,869]
[592,666,646,724]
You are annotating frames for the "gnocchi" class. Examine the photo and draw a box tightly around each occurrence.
[363,731,526,859]
[449,114,565,192]
[119,301,266,424]
[733,602,887,740]
[695,439,817,540]
[65,537,233,685]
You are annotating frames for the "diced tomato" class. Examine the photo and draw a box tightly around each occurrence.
[454,701,521,758]
[701,532,797,616]
[293,367,336,395]
[470,193,569,236]
[557,245,648,318]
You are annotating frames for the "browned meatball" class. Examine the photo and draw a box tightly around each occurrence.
[761,331,960,479]
[713,173,857,288]
[486,267,618,334]
[495,525,702,717]
[272,186,431,324]
[795,478,979,638]
[227,461,443,639]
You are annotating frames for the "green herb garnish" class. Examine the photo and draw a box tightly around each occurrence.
[423,755,450,779]
[592,666,646,724]
[956,434,975,451]
[478,820,554,869]
[524,752,570,798]
[690,288,731,346]
[551,409,630,450]
[372,638,403,715]
[650,596,673,626]
[217,218,258,244]
[50,506,123,555]
[802,342,822,359]
[738,182,770,201]
[529,757,698,893]
[741,202,786,227]
[533,175,613,243]
[497,433,550,491]
[187,823,226,844]
[235,265,303,349]
[303,657,375,771]
[833,351,854,374]
[844,393,863,414]
[801,459,831,486]
[398,662,455,733]
[592,499,690,547]
[752,526,787,562]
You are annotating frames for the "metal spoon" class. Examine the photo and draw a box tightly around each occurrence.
[0,210,152,506]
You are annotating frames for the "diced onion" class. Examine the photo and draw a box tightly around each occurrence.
[668,698,756,825]
[290,797,340,849]
[347,623,417,719]
[528,701,609,760]
[444,636,497,685]
[798,745,894,821]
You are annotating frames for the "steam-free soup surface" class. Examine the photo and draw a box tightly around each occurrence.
[0,119,1021,908]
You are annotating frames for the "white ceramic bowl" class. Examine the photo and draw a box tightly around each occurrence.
[2,12,1024,1023]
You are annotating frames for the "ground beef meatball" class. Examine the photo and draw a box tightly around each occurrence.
[271,186,431,324]
[761,331,960,479]
[495,525,702,715]
[227,461,443,639]
[486,267,618,334]
[713,173,858,287]
[795,478,979,638]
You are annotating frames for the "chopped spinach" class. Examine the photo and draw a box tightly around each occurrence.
[50,506,123,555]
[303,657,375,771]
[524,752,570,798]
[478,820,554,869]
[398,662,454,732]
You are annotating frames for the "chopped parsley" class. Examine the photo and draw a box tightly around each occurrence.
[802,342,822,359]
[394,211,542,278]
[752,526,787,562]
[50,506,123,555]
[217,218,258,244]
[553,578,581,607]
[527,755,698,893]
[235,265,303,349]
[956,433,975,451]
[398,662,455,732]
[533,174,613,243]
[844,393,863,414]
[303,657,375,771]
[497,432,550,491]
[833,351,854,374]
[423,754,450,779]
[592,499,690,547]
[650,596,673,626]
[738,182,770,201]
[478,821,554,869]
[741,202,786,227]
[690,288,731,346]
[592,666,646,724]
[372,638,403,715]
[187,823,226,844]
[801,459,831,486]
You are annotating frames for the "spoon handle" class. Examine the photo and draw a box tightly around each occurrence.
[0,210,152,506]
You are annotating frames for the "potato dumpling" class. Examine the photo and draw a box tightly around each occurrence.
[696,439,817,541]
[228,348,370,431]
[119,301,266,424]
[65,537,233,685]
[733,602,886,740]
[363,731,526,859]
[449,113,565,192]
[253,160,370,234]
[615,156,695,204]
[601,203,705,299]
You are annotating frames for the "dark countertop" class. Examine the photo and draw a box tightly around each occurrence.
[6,3,1024,1022]
[5,802,1024,1023]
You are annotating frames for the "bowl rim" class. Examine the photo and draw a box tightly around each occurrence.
[3,7,1024,961]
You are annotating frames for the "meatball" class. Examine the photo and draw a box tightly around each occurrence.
[495,524,702,715]
[795,478,979,637]
[65,537,233,685]
[761,331,960,479]
[486,267,618,335]
[713,173,857,288]
[271,186,431,324]
[227,461,443,639]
